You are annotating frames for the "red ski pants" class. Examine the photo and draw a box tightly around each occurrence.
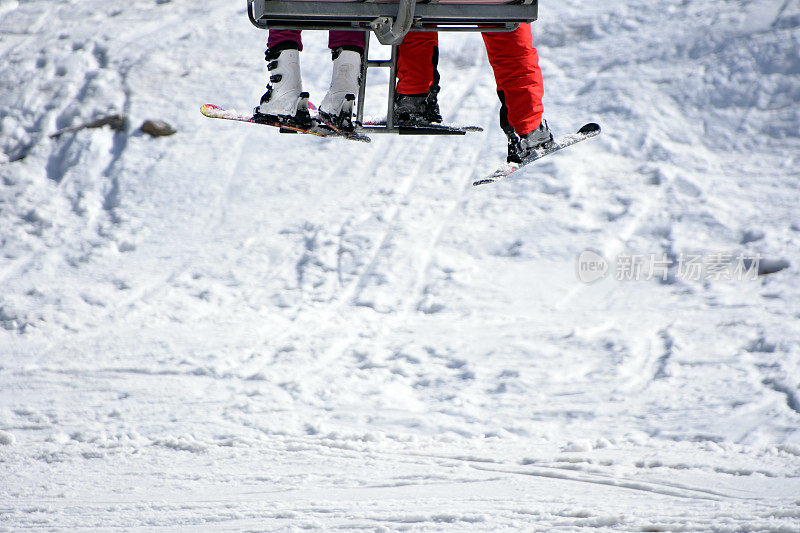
[396,24,544,135]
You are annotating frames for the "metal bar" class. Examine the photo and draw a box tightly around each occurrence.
[370,0,416,45]
[357,126,467,135]
[356,30,370,126]
[409,23,519,32]
[257,22,518,32]
[256,21,519,32]
[386,44,398,128]
[248,0,258,27]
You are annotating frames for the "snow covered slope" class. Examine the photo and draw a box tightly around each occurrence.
[2,0,800,529]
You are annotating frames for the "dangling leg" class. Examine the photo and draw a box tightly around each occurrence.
[395,31,442,124]
[482,24,552,162]
[318,31,366,131]
[257,30,311,127]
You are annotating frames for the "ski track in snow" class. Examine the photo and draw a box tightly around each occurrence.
[2,0,800,530]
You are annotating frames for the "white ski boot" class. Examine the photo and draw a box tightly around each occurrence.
[318,48,362,131]
[256,46,312,128]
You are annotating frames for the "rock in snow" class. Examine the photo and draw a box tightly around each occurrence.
[140,119,176,137]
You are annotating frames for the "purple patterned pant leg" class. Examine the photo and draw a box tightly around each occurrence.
[328,30,366,51]
[268,30,303,51]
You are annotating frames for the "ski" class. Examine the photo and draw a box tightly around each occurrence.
[316,121,372,143]
[360,119,483,135]
[200,104,371,143]
[316,116,372,143]
[473,123,601,186]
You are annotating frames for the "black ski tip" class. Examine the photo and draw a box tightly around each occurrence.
[578,123,601,135]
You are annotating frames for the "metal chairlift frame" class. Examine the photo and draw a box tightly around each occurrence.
[247,0,538,135]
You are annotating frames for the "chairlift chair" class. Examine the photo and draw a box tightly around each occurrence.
[247,0,538,135]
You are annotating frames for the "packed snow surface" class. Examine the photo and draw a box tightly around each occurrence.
[2,0,800,530]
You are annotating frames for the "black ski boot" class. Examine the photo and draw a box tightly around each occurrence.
[506,120,554,164]
[393,84,443,125]
[495,89,553,163]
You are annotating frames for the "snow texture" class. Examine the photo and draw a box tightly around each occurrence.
[1,0,800,530]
